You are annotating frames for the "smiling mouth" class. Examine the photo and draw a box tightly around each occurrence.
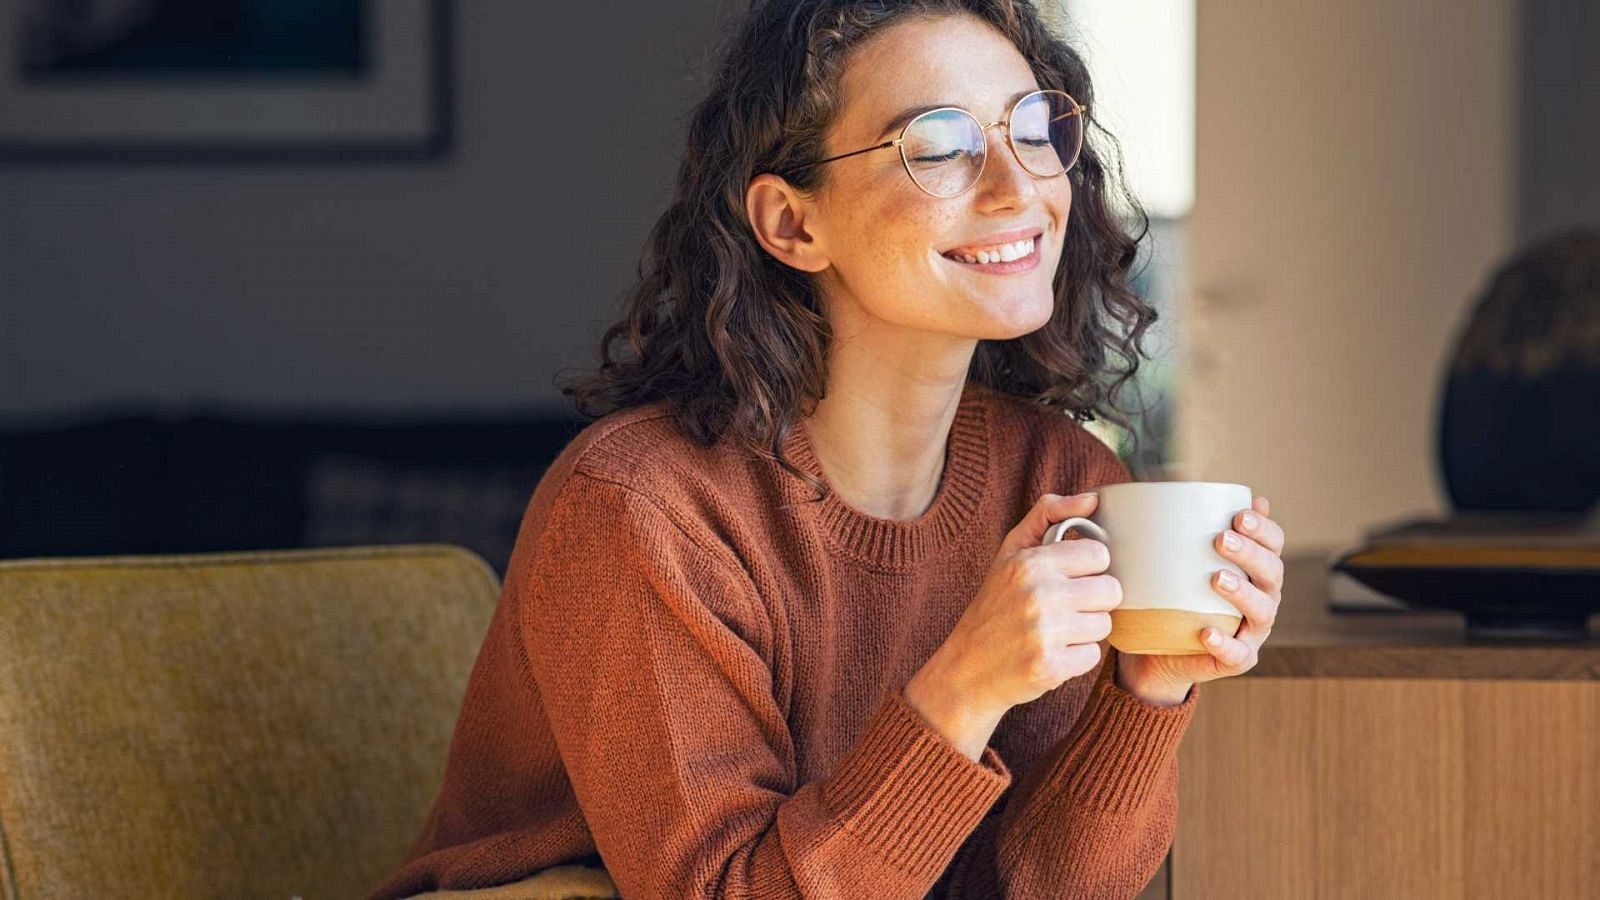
[939,232,1043,270]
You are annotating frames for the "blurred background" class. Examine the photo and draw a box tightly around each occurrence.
[1,0,1595,575]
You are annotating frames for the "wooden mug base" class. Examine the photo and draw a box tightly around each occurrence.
[1109,608,1243,655]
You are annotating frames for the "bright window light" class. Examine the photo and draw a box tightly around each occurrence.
[1058,0,1195,219]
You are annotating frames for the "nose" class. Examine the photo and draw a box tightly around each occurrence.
[974,121,1037,207]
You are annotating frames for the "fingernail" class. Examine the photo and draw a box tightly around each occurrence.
[1241,512,1257,532]
[1075,491,1098,500]
[1205,629,1221,646]
[1217,570,1239,591]
[1222,531,1241,550]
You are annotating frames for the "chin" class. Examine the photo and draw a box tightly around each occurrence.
[973,288,1056,338]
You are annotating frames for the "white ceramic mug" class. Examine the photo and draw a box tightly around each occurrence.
[1042,481,1253,655]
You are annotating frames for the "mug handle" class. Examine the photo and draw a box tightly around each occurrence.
[1042,516,1110,546]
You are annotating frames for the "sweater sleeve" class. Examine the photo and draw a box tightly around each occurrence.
[519,470,1013,899]
[939,648,1197,899]
[932,431,1199,899]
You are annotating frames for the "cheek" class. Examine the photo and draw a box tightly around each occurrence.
[1054,178,1074,230]
[843,194,947,278]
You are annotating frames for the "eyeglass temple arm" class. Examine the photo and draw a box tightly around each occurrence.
[791,139,898,171]
[1051,104,1088,123]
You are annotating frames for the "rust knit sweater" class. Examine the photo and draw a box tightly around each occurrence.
[370,380,1199,900]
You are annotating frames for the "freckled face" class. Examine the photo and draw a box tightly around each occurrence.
[809,14,1072,341]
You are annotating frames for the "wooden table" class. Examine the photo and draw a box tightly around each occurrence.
[1142,552,1600,899]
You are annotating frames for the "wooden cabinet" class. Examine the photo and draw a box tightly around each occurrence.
[1175,677,1599,897]
[1146,554,1600,899]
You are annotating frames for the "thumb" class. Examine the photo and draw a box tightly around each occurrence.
[1000,491,1099,557]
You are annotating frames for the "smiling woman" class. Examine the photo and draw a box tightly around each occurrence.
[370,3,1195,899]
[558,0,1159,487]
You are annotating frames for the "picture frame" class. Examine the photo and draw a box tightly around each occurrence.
[0,0,452,163]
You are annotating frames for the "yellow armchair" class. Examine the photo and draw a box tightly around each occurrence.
[0,544,498,899]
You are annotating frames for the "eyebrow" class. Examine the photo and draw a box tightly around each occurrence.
[873,88,1039,140]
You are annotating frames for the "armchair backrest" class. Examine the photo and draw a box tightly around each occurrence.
[0,544,498,899]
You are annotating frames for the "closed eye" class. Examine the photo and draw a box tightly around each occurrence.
[910,149,970,164]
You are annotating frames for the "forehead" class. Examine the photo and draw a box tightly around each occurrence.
[835,14,1040,136]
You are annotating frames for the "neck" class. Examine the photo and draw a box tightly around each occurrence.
[801,353,973,521]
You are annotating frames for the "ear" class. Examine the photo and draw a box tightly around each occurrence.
[745,173,830,273]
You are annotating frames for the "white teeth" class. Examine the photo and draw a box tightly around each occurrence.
[944,236,1037,264]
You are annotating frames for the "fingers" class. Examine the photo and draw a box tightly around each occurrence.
[1069,573,1122,612]
[1200,495,1279,681]
[1026,534,1111,578]
[1211,566,1277,644]
[1052,640,1105,681]
[1054,609,1114,648]
[1200,627,1258,676]
[1215,527,1285,596]
[1235,499,1285,556]
[1008,541,1115,595]
[1001,492,1099,558]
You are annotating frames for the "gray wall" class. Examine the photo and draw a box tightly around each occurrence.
[3,1,1593,425]
[1518,0,1600,244]
[0,2,732,417]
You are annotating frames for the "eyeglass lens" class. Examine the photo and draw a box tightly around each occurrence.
[900,91,1083,197]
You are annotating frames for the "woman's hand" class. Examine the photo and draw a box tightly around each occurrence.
[1115,495,1287,704]
[905,491,1118,760]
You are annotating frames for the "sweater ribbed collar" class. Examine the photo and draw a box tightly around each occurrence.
[783,380,992,570]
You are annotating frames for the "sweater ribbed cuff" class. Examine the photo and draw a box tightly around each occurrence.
[822,691,1012,878]
[1031,652,1198,817]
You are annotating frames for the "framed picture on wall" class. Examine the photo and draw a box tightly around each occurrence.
[0,0,451,162]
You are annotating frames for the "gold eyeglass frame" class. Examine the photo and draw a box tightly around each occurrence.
[789,88,1089,198]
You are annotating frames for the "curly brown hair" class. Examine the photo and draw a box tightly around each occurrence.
[557,0,1161,501]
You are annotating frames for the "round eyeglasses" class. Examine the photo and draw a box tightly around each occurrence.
[788,89,1087,198]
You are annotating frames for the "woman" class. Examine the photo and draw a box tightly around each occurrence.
[372,1,1286,897]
